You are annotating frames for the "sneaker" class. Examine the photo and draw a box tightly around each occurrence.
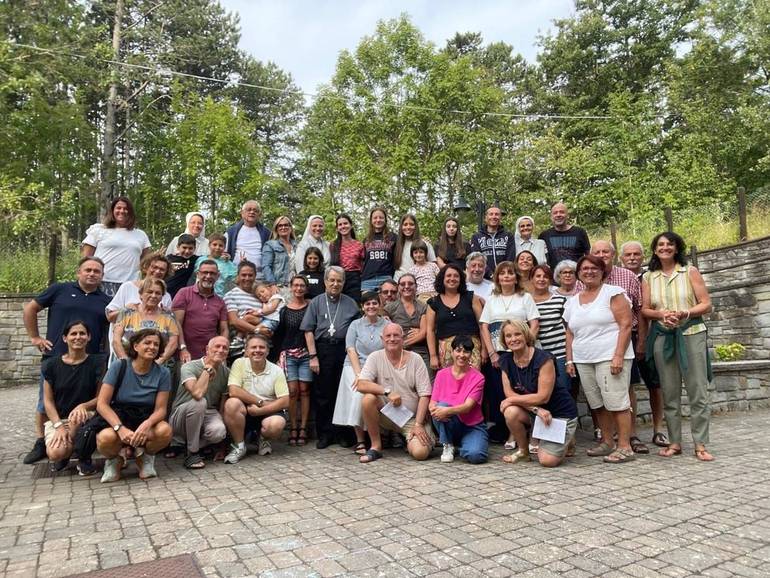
[440,444,455,463]
[391,432,405,449]
[77,459,97,476]
[100,457,122,483]
[504,440,517,450]
[224,443,247,464]
[136,453,157,480]
[258,439,272,456]
[23,437,46,464]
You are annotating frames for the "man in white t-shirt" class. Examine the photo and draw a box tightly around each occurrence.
[224,200,270,276]
[465,252,494,302]
[356,323,435,463]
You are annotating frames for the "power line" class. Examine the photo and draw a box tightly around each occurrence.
[9,41,614,120]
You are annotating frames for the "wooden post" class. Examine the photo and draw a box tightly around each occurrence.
[690,244,698,269]
[737,186,748,242]
[610,222,618,253]
[47,232,58,287]
[664,207,673,232]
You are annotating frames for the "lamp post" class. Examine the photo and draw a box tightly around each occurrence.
[454,186,501,233]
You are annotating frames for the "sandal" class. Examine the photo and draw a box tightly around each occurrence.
[586,442,615,457]
[565,438,576,458]
[694,447,715,462]
[288,428,298,446]
[353,442,367,456]
[359,448,383,463]
[184,453,205,469]
[604,448,636,464]
[630,436,650,454]
[164,445,185,459]
[501,450,531,464]
[652,431,670,447]
[296,428,307,446]
[658,446,682,457]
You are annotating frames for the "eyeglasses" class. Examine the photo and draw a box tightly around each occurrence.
[381,290,397,295]
[277,224,291,228]
[398,281,414,287]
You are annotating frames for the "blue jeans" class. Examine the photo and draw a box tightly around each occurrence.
[361,275,392,293]
[432,403,489,464]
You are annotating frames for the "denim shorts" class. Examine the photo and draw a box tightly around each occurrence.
[285,354,313,382]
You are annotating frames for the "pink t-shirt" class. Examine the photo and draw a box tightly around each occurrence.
[430,366,485,426]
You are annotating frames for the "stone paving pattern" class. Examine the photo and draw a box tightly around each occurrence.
[0,385,768,577]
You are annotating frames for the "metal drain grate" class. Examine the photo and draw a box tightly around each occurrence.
[66,554,205,578]
[31,459,106,480]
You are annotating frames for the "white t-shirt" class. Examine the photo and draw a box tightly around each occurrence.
[107,280,173,314]
[467,279,494,301]
[83,224,151,283]
[394,238,437,280]
[479,293,540,351]
[563,284,634,364]
[234,225,262,268]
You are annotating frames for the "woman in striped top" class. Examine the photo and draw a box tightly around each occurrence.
[330,214,364,302]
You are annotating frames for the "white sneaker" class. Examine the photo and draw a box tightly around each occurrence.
[137,453,157,479]
[441,444,455,463]
[258,438,272,456]
[100,457,122,483]
[504,440,517,450]
[224,443,247,464]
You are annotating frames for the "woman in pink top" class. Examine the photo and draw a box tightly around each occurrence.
[429,335,488,464]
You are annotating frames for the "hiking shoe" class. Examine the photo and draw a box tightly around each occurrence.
[100,457,122,483]
[137,453,157,479]
[23,437,46,464]
[258,439,272,456]
[224,443,247,464]
[441,444,455,463]
[77,459,98,476]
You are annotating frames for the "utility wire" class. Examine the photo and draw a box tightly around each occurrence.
[9,41,614,120]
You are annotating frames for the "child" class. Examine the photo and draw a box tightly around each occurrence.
[299,246,325,299]
[408,240,440,303]
[193,233,236,297]
[165,234,198,297]
[241,281,285,336]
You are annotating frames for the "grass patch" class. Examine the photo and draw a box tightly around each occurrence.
[0,248,81,294]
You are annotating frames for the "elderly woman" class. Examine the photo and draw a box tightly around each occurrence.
[106,253,172,323]
[82,196,151,296]
[295,215,331,274]
[301,266,361,449]
[430,335,488,464]
[112,277,179,367]
[514,250,538,294]
[96,328,173,482]
[513,216,548,265]
[427,264,485,370]
[435,217,470,271]
[564,255,635,464]
[499,320,578,466]
[385,273,429,369]
[42,321,105,475]
[330,213,364,302]
[166,212,209,257]
[641,232,714,461]
[393,214,436,280]
[262,216,297,290]
[333,292,388,455]
[553,260,578,297]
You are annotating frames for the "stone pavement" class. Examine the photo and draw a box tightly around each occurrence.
[0,384,768,578]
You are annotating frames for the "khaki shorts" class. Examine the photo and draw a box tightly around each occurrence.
[44,411,95,445]
[537,417,578,458]
[377,412,436,446]
[576,360,632,411]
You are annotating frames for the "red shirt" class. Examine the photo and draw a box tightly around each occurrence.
[335,238,364,272]
[172,284,227,359]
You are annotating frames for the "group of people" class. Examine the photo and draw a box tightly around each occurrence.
[22,196,716,482]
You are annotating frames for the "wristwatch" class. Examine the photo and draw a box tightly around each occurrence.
[383,388,392,396]
[53,420,64,430]
[179,344,188,351]
[113,423,123,432]
[204,366,215,376]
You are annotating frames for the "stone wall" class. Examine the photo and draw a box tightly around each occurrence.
[0,295,42,387]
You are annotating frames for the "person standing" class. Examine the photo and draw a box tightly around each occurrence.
[166,212,209,257]
[295,215,331,274]
[225,200,271,274]
[539,202,590,270]
[469,206,514,279]
[361,207,397,292]
[330,213,365,302]
[511,216,548,265]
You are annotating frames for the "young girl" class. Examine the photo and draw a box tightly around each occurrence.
[407,240,440,303]
[393,214,436,280]
[361,207,397,292]
[330,213,364,302]
[299,246,325,299]
[435,217,470,270]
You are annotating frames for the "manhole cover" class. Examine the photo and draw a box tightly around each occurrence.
[66,554,205,578]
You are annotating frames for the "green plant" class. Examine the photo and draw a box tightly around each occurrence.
[714,343,746,362]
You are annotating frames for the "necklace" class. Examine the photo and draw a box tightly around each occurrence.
[513,346,533,367]
[511,348,534,395]
[366,318,379,341]
[325,294,341,336]
[500,294,516,312]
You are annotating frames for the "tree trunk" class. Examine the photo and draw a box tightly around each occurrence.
[99,0,124,218]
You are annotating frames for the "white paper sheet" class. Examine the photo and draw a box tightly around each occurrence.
[380,402,414,428]
[532,415,567,444]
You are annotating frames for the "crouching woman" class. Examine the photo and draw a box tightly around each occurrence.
[96,328,173,482]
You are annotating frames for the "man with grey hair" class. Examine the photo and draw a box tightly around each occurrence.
[301,266,361,448]
[619,241,645,276]
[225,200,270,273]
[465,252,494,301]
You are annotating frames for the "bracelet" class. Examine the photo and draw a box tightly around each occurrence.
[308,353,318,359]
[684,310,691,320]
[565,360,575,366]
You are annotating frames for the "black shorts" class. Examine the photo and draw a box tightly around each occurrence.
[631,332,660,390]
[245,410,288,435]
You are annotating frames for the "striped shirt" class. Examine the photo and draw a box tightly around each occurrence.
[535,293,567,358]
[223,286,260,315]
[334,238,364,272]
[643,265,706,336]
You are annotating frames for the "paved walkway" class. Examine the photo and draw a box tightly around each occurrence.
[0,384,768,577]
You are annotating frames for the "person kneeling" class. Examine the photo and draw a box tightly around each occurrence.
[430,336,488,464]
[223,334,289,464]
[356,323,435,463]
[168,336,230,469]
[499,321,578,467]
[96,329,173,482]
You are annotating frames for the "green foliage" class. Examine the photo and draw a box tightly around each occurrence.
[0,248,81,294]
[714,343,747,362]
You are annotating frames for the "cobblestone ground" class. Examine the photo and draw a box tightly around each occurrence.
[0,385,768,578]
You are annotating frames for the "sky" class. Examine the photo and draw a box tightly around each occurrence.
[218,0,575,95]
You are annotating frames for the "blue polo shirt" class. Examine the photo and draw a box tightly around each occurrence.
[35,281,110,358]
